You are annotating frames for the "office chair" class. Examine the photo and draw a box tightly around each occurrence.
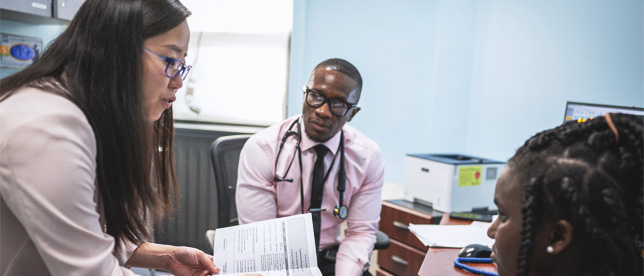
[204,134,251,254]
[211,134,251,229]
[204,134,390,256]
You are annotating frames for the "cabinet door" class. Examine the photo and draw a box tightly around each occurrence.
[0,0,51,17]
[53,0,84,21]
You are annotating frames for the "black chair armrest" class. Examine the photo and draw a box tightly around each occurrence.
[374,230,390,250]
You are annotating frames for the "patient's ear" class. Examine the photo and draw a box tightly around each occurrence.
[548,219,574,254]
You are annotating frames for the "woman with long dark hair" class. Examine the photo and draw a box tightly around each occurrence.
[487,113,643,276]
[0,0,219,275]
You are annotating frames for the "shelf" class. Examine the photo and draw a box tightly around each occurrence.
[1,8,69,25]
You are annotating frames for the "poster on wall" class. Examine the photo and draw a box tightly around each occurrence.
[1,33,42,69]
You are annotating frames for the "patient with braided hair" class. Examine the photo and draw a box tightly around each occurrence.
[487,113,643,276]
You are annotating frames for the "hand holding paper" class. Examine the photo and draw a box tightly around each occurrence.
[212,213,322,276]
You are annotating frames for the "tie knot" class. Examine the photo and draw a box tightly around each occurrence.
[313,144,328,159]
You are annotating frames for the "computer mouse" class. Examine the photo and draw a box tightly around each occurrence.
[458,244,492,258]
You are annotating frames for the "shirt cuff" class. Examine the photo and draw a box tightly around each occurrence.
[115,238,141,266]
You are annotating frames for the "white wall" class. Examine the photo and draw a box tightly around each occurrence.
[287,0,644,184]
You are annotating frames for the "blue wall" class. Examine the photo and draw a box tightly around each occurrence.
[287,0,644,184]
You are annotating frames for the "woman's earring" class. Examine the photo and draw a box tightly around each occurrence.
[546,246,554,254]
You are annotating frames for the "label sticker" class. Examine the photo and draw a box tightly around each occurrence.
[31,2,48,10]
[458,166,482,187]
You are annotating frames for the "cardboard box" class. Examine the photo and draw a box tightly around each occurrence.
[1,33,42,69]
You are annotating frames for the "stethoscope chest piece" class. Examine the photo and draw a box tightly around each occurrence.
[333,205,348,220]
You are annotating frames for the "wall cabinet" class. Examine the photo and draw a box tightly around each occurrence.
[0,0,51,18]
[53,0,84,21]
[1,0,84,23]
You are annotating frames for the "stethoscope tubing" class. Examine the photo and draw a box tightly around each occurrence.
[273,117,347,219]
[453,257,498,276]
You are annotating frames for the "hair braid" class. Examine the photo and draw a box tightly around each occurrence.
[509,113,643,276]
[556,173,627,275]
[516,177,541,276]
[612,116,643,242]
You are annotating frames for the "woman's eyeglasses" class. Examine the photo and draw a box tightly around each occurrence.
[144,48,192,80]
[303,86,358,117]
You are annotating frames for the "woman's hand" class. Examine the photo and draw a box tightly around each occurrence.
[126,242,259,276]
[166,246,220,276]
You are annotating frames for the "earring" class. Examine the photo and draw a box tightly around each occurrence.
[546,246,554,254]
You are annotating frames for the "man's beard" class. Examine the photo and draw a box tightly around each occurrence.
[304,127,331,143]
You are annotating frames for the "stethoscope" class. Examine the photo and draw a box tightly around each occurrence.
[273,117,349,220]
[454,258,498,276]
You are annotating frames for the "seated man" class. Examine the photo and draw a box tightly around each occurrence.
[236,58,385,276]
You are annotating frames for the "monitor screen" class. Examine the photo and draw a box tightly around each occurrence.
[564,101,644,122]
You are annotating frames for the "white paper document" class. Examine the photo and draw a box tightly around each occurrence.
[213,213,322,276]
[408,222,495,248]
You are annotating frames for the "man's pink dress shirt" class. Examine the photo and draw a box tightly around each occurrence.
[236,116,385,275]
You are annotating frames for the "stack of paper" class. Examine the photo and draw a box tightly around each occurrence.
[408,222,494,248]
[213,213,322,276]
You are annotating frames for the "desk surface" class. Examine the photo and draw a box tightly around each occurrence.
[417,214,498,276]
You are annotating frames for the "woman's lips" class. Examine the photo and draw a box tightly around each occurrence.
[163,100,172,108]
[163,96,176,108]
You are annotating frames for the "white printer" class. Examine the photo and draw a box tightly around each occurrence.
[403,154,505,213]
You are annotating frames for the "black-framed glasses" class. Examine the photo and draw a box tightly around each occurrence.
[303,86,358,117]
[144,48,192,80]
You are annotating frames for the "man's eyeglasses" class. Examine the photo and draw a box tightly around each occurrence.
[303,86,358,117]
[144,48,192,80]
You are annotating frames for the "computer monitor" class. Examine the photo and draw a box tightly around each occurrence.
[564,101,644,122]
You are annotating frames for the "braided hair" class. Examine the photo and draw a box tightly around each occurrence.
[508,113,643,276]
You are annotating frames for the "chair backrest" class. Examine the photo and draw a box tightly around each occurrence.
[210,134,251,228]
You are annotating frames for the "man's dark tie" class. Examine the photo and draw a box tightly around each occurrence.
[311,144,328,252]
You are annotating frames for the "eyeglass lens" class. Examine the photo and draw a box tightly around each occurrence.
[165,60,191,80]
[306,90,351,117]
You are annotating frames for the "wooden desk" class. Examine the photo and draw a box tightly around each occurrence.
[417,214,498,276]
[377,200,443,276]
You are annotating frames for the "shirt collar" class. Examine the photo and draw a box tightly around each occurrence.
[300,119,342,156]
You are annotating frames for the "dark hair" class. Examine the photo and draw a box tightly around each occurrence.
[0,0,190,250]
[509,113,643,276]
[312,58,363,95]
